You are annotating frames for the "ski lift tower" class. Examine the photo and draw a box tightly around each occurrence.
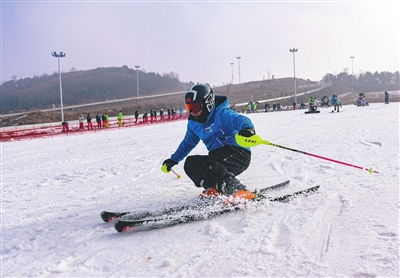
[134,65,140,97]
[289,48,298,105]
[51,51,66,122]
[350,56,355,92]
[236,56,242,83]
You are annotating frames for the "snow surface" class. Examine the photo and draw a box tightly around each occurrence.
[2,103,399,277]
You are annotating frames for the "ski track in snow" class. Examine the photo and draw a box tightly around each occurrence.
[1,103,399,277]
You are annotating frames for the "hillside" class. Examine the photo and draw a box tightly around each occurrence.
[1,66,192,114]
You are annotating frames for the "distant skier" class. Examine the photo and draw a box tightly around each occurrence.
[134,110,139,124]
[62,121,69,132]
[95,113,102,129]
[78,114,85,130]
[321,96,329,108]
[171,107,176,119]
[305,97,320,114]
[105,113,109,128]
[252,101,258,112]
[161,84,257,200]
[150,109,154,123]
[167,108,171,120]
[246,102,252,113]
[101,113,107,128]
[117,111,123,127]
[87,113,93,129]
[153,109,158,122]
[308,97,315,109]
[331,95,340,112]
[384,91,389,104]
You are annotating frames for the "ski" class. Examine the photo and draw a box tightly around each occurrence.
[268,185,320,202]
[101,180,290,223]
[101,211,151,223]
[258,179,290,194]
[114,184,319,233]
[115,201,243,233]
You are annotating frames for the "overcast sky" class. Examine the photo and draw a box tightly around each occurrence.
[1,1,399,87]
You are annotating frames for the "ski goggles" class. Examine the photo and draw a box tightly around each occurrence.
[185,101,203,116]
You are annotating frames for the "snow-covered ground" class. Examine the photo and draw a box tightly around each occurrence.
[2,103,399,277]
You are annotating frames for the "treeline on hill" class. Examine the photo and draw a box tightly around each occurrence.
[1,66,192,114]
[1,68,398,115]
[321,71,399,92]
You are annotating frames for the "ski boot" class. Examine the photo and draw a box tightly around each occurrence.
[217,175,257,204]
[231,189,257,200]
[199,187,220,199]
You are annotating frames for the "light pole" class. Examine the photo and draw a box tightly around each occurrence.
[236,56,241,83]
[350,56,355,92]
[134,65,140,97]
[51,51,66,122]
[230,62,234,84]
[289,48,298,105]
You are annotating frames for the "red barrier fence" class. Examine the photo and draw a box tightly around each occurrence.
[0,114,188,142]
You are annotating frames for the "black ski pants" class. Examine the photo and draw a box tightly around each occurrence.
[184,145,251,193]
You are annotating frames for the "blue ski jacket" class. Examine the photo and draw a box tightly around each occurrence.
[331,95,338,105]
[171,96,254,163]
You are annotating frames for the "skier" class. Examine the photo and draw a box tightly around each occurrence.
[161,84,257,200]
[117,111,123,127]
[321,96,329,108]
[246,102,251,113]
[87,113,93,130]
[331,95,340,112]
[95,113,102,129]
[384,91,389,104]
[253,101,258,112]
[167,108,171,120]
[171,107,176,119]
[308,97,315,110]
[150,109,154,123]
[105,113,109,128]
[62,121,69,132]
[143,112,148,123]
[101,113,107,128]
[78,114,85,130]
[153,109,158,122]
[159,108,164,121]
[134,110,139,124]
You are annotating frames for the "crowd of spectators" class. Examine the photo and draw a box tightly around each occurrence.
[63,107,186,132]
[62,91,389,132]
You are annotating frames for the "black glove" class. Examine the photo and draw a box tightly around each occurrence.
[238,128,256,137]
[162,158,178,172]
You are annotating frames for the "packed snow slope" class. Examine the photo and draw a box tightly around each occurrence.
[2,103,399,277]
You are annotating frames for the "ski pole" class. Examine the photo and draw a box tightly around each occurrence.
[236,134,379,174]
[161,163,182,178]
[171,169,181,179]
